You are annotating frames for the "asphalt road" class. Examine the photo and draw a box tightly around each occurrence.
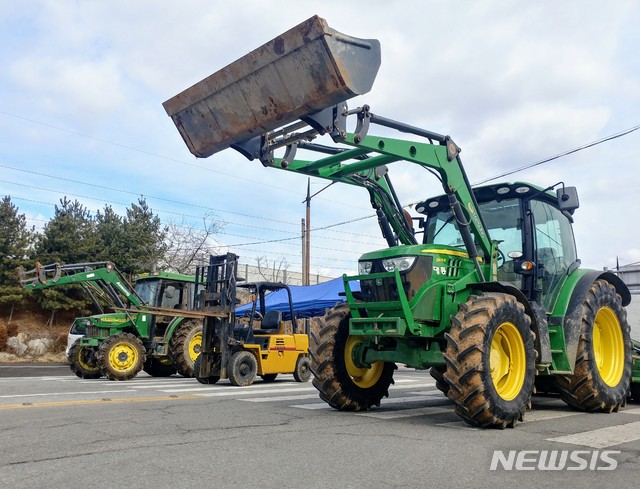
[0,367,639,489]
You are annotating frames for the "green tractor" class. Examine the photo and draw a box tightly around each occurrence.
[19,262,204,380]
[163,15,640,427]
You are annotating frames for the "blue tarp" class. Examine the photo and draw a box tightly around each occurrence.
[235,277,360,320]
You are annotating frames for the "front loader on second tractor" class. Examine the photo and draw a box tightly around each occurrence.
[163,16,640,426]
[19,261,205,380]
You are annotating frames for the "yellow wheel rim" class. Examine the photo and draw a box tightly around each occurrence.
[108,342,138,372]
[345,336,383,388]
[592,306,624,387]
[77,347,98,371]
[188,332,202,362]
[489,322,526,401]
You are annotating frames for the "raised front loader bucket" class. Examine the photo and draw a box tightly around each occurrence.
[163,15,380,158]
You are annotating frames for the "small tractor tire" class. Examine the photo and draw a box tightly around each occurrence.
[169,319,203,378]
[143,357,177,377]
[311,305,395,411]
[96,333,146,381]
[429,366,449,395]
[193,355,219,384]
[444,292,535,428]
[293,355,312,383]
[260,374,278,382]
[228,351,258,386]
[553,279,632,412]
[67,340,102,379]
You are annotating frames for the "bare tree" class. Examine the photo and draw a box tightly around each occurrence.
[255,256,290,283]
[160,214,223,274]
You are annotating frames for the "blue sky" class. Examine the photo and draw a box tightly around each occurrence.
[1,0,640,277]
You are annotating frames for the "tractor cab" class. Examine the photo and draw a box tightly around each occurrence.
[415,181,581,312]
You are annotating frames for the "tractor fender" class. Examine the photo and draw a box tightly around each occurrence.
[470,281,552,366]
[560,270,631,370]
[164,316,188,341]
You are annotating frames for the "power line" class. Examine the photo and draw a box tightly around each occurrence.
[473,124,640,186]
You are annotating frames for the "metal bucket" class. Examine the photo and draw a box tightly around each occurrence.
[163,15,380,158]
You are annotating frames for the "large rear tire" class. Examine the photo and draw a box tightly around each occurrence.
[169,319,203,378]
[311,305,395,411]
[68,340,102,379]
[228,351,258,387]
[553,279,632,412]
[444,293,535,428]
[96,333,146,381]
[143,357,177,377]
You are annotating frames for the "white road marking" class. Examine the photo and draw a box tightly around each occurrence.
[186,385,318,397]
[547,421,640,448]
[524,409,583,422]
[241,394,321,402]
[290,393,446,411]
[0,390,130,399]
[435,421,478,430]
[358,406,451,419]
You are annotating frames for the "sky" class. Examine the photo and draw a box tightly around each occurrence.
[1,0,639,278]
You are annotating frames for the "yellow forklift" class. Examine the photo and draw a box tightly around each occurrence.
[193,256,310,386]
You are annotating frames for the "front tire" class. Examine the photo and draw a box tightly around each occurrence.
[169,319,203,378]
[193,355,220,385]
[553,280,632,412]
[228,351,257,386]
[311,305,395,411]
[96,333,146,381]
[68,340,102,379]
[444,293,535,428]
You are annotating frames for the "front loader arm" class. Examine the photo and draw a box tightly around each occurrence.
[163,15,496,280]
[18,261,144,309]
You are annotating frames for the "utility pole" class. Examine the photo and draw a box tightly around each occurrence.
[304,178,311,286]
[301,218,307,285]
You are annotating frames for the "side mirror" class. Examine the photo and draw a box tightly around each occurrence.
[557,187,579,214]
[164,285,176,299]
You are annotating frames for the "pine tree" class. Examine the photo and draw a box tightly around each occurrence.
[95,205,127,266]
[120,198,167,274]
[33,197,97,315]
[0,196,33,315]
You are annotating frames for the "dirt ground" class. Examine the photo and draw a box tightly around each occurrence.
[0,306,71,363]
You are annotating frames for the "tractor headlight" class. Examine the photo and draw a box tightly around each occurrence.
[381,256,416,273]
[358,260,373,275]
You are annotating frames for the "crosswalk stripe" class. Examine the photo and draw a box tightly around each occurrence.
[184,385,318,397]
[547,421,640,448]
[436,421,477,430]
[241,394,321,402]
[129,383,198,389]
[358,406,451,419]
[524,409,583,422]
[290,394,446,411]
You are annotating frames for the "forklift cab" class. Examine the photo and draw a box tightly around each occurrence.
[236,282,298,342]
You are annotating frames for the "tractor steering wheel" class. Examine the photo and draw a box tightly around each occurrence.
[496,249,506,268]
[252,311,264,321]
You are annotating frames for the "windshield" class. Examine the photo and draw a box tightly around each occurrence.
[134,279,160,305]
[425,198,522,256]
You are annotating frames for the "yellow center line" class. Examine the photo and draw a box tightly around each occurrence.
[0,394,207,411]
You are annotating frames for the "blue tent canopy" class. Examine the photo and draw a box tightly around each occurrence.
[235,277,360,320]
